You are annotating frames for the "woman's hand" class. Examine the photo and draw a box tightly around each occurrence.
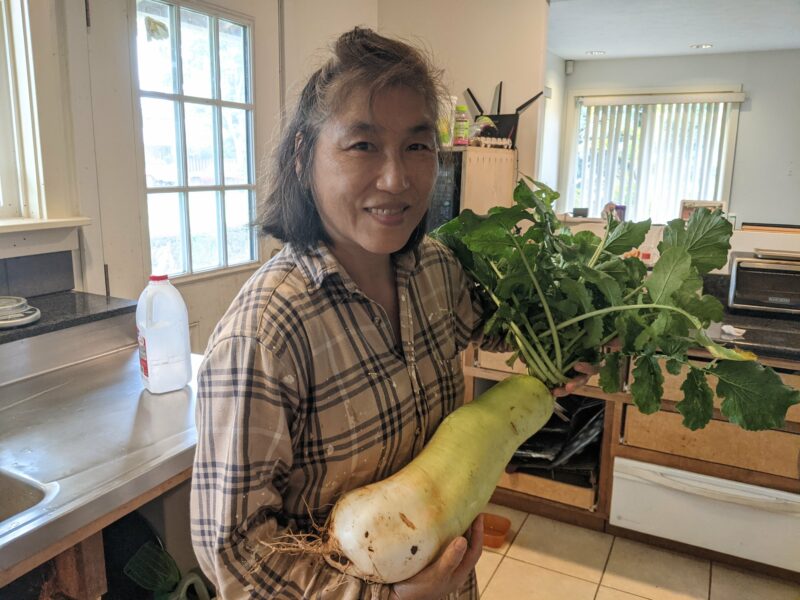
[389,514,483,600]
[552,362,598,398]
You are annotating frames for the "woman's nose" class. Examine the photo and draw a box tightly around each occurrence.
[376,153,410,194]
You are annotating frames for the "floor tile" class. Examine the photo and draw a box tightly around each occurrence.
[601,538,710,600]
[710,563,800,600]
[475,550,502,594]
[482,502,528,555]
[480,557,598,600]
[596,587,652,599]
[505,513,613,582]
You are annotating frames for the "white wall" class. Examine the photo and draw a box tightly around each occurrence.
[282,0,378,104]
[560,49,800,226]
[538,51,566,188]
[377,0,549,179]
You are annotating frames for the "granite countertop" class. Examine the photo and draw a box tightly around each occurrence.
[0,291,136,345]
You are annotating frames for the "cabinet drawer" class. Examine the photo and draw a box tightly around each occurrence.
[611,458,800,572]
[622,407,800,479]
[498,471,596,510]
[652,359,800,424]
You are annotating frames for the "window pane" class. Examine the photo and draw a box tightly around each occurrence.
[185,103,217,186]
[219,20,246,102]
[180,9,212,98]
[148,192,186,276]
[225,190,253,265]
[141,98,180,187]
[189,191,221,271]
[136,1,175,93]
[222,108,248,184]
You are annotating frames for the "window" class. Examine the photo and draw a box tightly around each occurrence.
[134,0,256,277]
[565,91,744,224]
[0,0,42,220]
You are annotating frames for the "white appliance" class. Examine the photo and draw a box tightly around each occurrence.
[610,458,800,572]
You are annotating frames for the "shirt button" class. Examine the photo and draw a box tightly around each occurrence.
[414,427,421,436]
[373,316,382,326]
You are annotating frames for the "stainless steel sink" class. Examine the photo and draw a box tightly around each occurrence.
[0,470,48,523]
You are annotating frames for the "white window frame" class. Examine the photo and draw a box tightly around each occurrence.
[130,0,259,279]
[558,84,743,223]
[0,0,45,221]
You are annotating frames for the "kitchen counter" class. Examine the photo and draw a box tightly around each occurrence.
[0,347,201,584]
[0,291,136,345]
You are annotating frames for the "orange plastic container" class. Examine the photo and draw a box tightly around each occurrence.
[480,512,511,548]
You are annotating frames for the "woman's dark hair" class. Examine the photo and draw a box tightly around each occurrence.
[259,27,445,254]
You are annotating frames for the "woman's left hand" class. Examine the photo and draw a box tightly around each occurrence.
[552,362,598,398]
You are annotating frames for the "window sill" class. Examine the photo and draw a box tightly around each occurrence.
[170,261,261,286]
[0,216,92,234]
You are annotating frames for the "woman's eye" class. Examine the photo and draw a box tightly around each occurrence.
[349,141,374,151]
[408,142,433,151]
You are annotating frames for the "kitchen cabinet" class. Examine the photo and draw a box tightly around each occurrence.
[463,322,800,582]
[432,147,517,231]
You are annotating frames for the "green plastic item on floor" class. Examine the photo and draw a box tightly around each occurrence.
[123,540,211,600]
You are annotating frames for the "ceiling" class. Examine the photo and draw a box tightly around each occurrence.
[548,0,800,60]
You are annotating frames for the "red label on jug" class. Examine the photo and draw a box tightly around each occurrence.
[138,332,149,378]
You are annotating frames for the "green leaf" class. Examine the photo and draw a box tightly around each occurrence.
[560,278,602,347]
[646,247,692,304]
[675,293,724,327]
[463,227,515,260]
[615,313,647,353]
[599,352,623,393]
[604,219,652,255]
[676,367,714,430]
[630,355,664,414]
[580,265,623,306]
[665,358,683,375]
[483,303,513,336]
[566,231,601,263]
[658,209,732,274]
[695,331,757,361]
[708,361,800,430]
[553,298,579,319]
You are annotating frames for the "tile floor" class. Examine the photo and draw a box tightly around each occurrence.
[477,503,800,600]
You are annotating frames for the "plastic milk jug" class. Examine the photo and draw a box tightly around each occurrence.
[136,275,191,394]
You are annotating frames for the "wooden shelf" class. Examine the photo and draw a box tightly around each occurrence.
[497,471,596,510]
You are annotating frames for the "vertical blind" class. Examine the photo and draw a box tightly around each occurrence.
[570,98,736,223]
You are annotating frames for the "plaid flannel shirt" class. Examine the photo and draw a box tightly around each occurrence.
[190,237,486,599]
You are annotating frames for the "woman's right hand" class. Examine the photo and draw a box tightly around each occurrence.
[389,514,483,600]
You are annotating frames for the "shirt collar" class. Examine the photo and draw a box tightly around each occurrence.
[290,241,422,293]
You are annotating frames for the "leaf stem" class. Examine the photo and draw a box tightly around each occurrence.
[486,261,564,384]
[511,296,568,384]
[555,303,703,332]
[484,286,557,385]
[510,238,563,371]
[587,218,611,269]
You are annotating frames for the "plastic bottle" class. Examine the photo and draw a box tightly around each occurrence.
[136,275,192,394]
[436,95,458,147]
[453,104,470,146]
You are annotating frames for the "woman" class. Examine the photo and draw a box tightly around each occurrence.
[191,27,584,599]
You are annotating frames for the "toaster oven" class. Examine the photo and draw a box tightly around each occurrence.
[728,250,800,314]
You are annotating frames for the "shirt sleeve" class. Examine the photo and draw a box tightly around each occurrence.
[190,335,394,600]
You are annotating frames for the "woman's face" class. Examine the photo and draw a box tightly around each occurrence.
[310,85,438,257]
